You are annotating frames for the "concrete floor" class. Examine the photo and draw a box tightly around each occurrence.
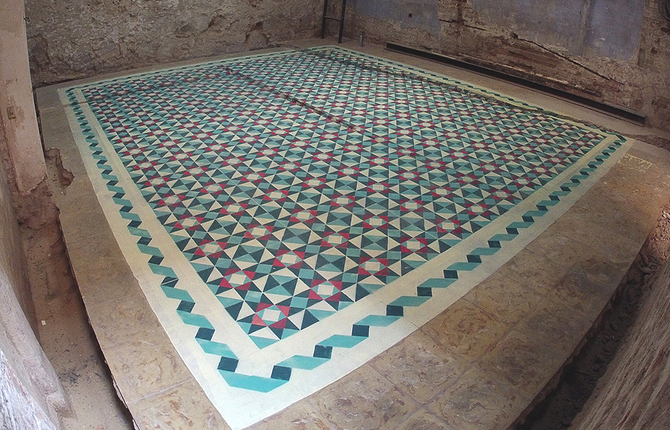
[36,39,670,429]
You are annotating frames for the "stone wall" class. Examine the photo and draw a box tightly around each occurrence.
[25,0,322,86]
[351,0,670,131]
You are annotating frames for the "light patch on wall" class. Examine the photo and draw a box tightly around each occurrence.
[356,0,440,34]
[584,0,644,61]
[472,0,644,60]
[472,0,589,54]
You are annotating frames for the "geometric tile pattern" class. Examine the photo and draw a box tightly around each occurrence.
[76,47,603,348]
[62,47,627,427]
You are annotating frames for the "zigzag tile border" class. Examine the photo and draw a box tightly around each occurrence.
[60,46,631,429]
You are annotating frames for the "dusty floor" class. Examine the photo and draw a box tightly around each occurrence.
[24,136,670,430]
[17,152,133,429]
[22,41,670,429]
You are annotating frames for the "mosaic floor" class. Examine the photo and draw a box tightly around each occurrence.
[58,46,631,429]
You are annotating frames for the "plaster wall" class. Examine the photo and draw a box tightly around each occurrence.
[0,133,65,429]
[0,0,48,193]
[352,0,670,131]
[25,0,322,86]
[0,113,36,333]
[0,0,70,426]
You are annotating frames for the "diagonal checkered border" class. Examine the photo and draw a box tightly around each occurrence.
[61,46,629,428]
